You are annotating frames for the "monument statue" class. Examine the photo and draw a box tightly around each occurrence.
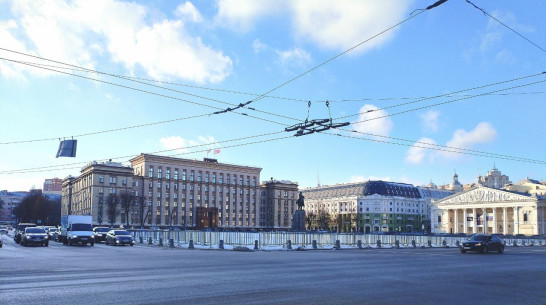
[292,192,306,231]
[296,192,305,210]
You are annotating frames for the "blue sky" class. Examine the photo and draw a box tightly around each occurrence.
[1,0,545,191]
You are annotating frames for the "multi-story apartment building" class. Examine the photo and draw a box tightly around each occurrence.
[62,161,137,226]
[477,166,511,189]
[259,179,299,229]
[0,190,26,225]
[129,154,262,229]
[43,178,63,195]
[303,181,429,233]
[63,154,263,229]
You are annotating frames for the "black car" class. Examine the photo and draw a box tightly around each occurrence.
[14,223,36,244]
[461,234,504,254]
[105,230,134,246]
[93,227,110,243]
[21,227,49,247]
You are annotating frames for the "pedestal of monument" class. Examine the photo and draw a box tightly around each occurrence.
[292,210,306,231]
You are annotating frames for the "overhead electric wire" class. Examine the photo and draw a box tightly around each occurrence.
[0,113,211,145]
[0,56,298,123]
[334,71,546,121]
[3,72,545,172]
[215,5,437,111]
[324,131,546,165]
[335,128,546,165]
[465,0,546,54]
[348,77,546,125]
[0,57,292,132]
[0,130,288,174]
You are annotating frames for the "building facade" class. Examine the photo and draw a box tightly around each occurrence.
[43,178,63,195]
[259,179,299,229]
[431,186,546,235]
[61,161,137,226]
[62,155,263,229]
[416,184,454,232]
[129,154,262,229]
[504,178,546,197]
[477,166,511,189]
[302,181,430,233]
[0,190,26,225]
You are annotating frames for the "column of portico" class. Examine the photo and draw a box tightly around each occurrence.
[492,208,497,234]
[463,209,468,234]
[502,207,507,234]
[453,209,458,234]
[483,207,488,234]
[515,206,520,234]
[472,208,478,234]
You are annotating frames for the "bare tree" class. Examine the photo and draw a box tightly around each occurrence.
[305,212,316,230]
[13,194,60,225]
[106,194,118,227]
[118,191,136,228]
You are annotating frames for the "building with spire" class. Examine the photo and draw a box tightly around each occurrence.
[477,165,511,189]
[449,171,463,192]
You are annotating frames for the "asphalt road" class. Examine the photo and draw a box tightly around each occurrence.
[1,233,545,305]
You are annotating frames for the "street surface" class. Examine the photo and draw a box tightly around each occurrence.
[1,234,546,305]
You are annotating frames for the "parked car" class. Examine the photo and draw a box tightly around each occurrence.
[93,227,111,243]
[105,230,135,246]
[20,227,49,247]
[14,223,37,244]
[461,234,504,254]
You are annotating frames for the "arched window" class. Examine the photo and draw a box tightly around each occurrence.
[523,213,528,222]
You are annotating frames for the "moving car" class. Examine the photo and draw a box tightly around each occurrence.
[105,230,134,246]
[93,227,110,243]
[46,227,58,241]
[21,227,49,247]
[0,226,9,234]
[461,234,504,254]
[14,223,36,244]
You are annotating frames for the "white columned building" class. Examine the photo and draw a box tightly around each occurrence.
[431,186,546,236]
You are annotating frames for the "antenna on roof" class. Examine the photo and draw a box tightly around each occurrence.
[317,169,321,187]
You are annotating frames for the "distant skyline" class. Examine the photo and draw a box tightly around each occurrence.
[1,0,545,191]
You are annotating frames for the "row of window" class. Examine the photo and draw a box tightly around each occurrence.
[148,166,258,187]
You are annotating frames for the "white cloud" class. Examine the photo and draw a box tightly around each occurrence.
[160,136,188,150]
[405,137,437,164]
[175,1,203,23]
[441,122,496,159]
[289,0,411,52]
[215,0,412,53]
[352,104,393,137]
[214,0,281,32]
[252,39,268,53]
[160,135,218,152]
[405,122,497,164]
[2,0,232,83]
[275,48,311,68]
[420,110,440,133]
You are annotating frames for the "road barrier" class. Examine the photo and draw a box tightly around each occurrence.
[129,230,546,250]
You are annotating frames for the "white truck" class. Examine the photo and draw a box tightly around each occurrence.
[60,215,95,246]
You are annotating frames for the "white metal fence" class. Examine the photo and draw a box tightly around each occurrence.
[130,230,546,249]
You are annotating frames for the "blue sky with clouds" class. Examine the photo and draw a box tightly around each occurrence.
[1,0,545,191]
